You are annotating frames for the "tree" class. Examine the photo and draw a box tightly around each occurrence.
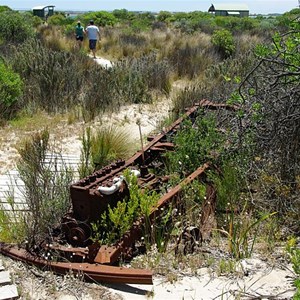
[112,9,134,22]
[0,5,12,13]
[157,11,172,22]
[239,17,300,186]
[82,11,117,27]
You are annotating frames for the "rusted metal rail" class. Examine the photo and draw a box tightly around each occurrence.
[0,243,153,284]
[0,100,237,285]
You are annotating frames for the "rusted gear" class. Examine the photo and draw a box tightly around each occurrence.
[69,226,87,244]
[62,217,91,246]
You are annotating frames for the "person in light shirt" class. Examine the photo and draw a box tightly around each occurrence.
[85,20,101,58]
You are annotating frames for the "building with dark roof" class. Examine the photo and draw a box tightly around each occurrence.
[32,5,55,19]
[208,3,249,17]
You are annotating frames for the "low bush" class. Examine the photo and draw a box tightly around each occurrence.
[92,169,159,245]
[17,129,74,249]
[0,61,23,120]
[0,10,35,44]
[166,115,224,177]
[212,29,235,58]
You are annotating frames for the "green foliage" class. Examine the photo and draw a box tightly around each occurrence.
[92,169,159,245]
[166,37,214,79]
[10,38,88,114]
[151,206,173,253]
[90,126,133,169]
[212,29,235,58]
[168,11,214,33]
[219,210,277,259]
[0,61,23,120]
[16,129,74,248]
[47,13,74,26]
[7,37,171,121]
[76,55,159,120]
[286,237,300,299]
[209,162,242,211]
[130,53,172,94]
[32,15,43,27]
[276,8,300,30]
[79,125,133,176]
[0,195,26,243]
[0,11,34,43]
[208,162,277,259]
[217,258,236,276]
[78,127,94,178]
[82,11,117,27]
[179,180,206,225]
[157,11,172,22]
[130,12,155,32]
[112,9,135,22]
[0,5,12,12]
[166,115,224,176]
[214,16,259,32]
[240,18,300,186]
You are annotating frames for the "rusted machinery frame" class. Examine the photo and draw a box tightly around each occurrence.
[0,100,236,284]
[0,243,153,284]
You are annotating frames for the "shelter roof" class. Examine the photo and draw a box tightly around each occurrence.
[32,5,55,10]
[210,3,249,11]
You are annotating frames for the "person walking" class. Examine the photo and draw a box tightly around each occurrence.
[85,20,100,58]
[75,20,85,48]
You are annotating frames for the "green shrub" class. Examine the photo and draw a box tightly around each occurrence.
[0,195,26,243]
[17,129,74,249]
[0,11,34,43]
[166,115,224,176]
[92,169,159,245]
[10,38,88,114]
[112,9,135,22]
[78,127,94,178]
[131,12,155,32]
[82,11,117,27]
[0,5,12,12]
[47,13,73,26]
[212,29,235,58]
[157,11,172,22]
[239,18,300,188]
[286,237,300,299]
[0,61,23,120]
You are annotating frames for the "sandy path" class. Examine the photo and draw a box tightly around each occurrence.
[0,99,172,176]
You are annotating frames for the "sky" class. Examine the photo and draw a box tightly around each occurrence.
[1,0,298,15]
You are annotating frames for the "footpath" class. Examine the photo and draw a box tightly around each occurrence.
[0,259,18,300]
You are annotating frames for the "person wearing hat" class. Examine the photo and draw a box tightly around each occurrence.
[85,20,100,58]
[75,20,85,48]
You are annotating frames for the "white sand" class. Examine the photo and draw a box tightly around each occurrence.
[107,258,295,299]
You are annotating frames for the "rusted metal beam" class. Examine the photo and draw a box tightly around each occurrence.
[199,99,239,111]
[0,243,153,284]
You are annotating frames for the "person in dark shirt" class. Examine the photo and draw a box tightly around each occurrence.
[75,20,85,48]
